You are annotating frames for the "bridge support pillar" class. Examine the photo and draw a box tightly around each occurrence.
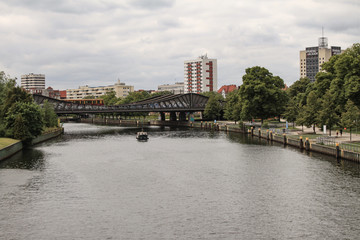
[160,112,166,121]
[170,112,177,121]
[179,112,186,121]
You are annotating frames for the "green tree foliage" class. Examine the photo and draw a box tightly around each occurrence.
[297,91,320,133]
[224,89,241,122]
[102,91,119,106]
[203,93,223,120]
[13,114,30,141]
[0,71,17,107]
[42,100,58,128]
[340,100,360,129]
[317,91,340,135]
[238,66,287,122]
[119,91,150,104]
[283,98,299,127]
[1,86,33,118]
[5,102,43,141]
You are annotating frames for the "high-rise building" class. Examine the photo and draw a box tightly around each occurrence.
[300,37,343,82]
[184,54,217,93]
[21,73,45,90]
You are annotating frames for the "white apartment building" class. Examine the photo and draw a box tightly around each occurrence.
[184,54,217,94]
[66,80,134,99]
[158,82,184,94]
[21,73,45,90]
[300,37,343,82]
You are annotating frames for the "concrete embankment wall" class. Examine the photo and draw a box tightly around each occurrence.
[0,141,23,161]
[248,129,360,163]
[30,128,64,145]
[79,118,360,163]
[0,128,63,162]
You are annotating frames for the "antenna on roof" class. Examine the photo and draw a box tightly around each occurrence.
[318,26,328,48]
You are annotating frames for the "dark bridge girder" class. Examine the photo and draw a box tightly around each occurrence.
[32,93,210,115]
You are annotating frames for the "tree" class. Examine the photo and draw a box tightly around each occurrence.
[1,86,33,118]
[42,100,58,128]
[119,91,150,104]
[204,95,223,120]
[13,115,30,141]
[102,91,119,106]
[224,89,241,122]
[317,90,340,136]
[340,100,360,141]
[298,91,320,133]
[5,102,43,141]
[283,97,299,128]
[238,66,287,123]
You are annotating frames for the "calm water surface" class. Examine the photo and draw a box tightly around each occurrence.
[1,123,360,239]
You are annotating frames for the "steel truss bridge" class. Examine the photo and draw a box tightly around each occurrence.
[33,93,210,119]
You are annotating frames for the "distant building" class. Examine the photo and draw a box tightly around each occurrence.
[300,36,343,82]
[42,87,61,99]
[59,90,67,99]
[158,82,184,94]
[217,85,237,98]
[21,73,45,90]
[66,80,134,99]
[184,54,217,94]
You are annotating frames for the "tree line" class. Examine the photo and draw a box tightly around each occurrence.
[0,72,58,143]
[208,43,360,134]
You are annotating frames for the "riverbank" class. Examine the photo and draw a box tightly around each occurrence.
[79,117,360,163]
[0,128,63,161]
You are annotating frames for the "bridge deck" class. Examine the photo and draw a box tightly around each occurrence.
[33,93,209,115]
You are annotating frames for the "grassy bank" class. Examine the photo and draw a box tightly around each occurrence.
[0,138,20,150]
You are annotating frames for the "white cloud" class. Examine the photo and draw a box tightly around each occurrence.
[0,0,359,90]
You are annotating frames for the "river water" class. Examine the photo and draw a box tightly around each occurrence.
[1,123,360,239]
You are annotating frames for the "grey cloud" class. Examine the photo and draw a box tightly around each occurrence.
[129,0,176,10]
[4,0,123,14]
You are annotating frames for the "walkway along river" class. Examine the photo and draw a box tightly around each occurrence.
[1,123,360,239]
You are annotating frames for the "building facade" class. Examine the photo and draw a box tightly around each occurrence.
[300,37,343,82]
[66,80,134,99]
[184,54,217,94]
[21,73,45,90]
[158,82,184,94]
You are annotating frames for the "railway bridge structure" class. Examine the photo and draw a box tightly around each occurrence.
[33,93,210,121]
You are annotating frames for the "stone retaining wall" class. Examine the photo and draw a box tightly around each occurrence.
[0,141,23,161]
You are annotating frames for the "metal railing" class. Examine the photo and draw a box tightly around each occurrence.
[340,143,360,153]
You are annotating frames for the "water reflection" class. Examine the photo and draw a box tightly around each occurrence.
[0,148,46,170]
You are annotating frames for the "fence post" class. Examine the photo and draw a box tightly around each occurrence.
[258,128,261,138]
[270,131,273,141]
[336,143,340,162]
[305,138,310,151]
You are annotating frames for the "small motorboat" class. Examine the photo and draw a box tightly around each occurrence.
[136,131,148,141]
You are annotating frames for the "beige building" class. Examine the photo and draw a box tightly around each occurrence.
[158,82,184,94]
[21,73,45,90]
[184,54,218,94]
[300,37,343,82]
[66,80,134,99]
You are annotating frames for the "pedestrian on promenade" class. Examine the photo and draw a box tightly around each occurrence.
[340,129,343,136]
[336,131,339,137]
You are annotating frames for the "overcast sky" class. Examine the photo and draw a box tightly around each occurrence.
[0,0,359,91]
